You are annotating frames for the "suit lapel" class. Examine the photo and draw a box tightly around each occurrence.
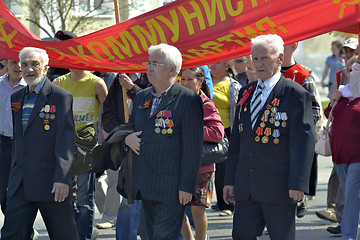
[149,82,180,119]
[24,80,51,134]
[252,76,287,131]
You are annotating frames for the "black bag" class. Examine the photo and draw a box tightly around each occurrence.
[201,137,229,166]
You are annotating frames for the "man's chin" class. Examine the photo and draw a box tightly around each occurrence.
[24,77,41,87]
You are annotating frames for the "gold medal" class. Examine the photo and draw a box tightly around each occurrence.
[44,124,50,131]
[262,136,269,144]
[269,118,275,124]
[167,128,173,134]
[281,122,287,128]
[159,118,164,122]
[161,129,167,134]
[265,109,270,115]
[260,122,265,128]
[165,119,170,124]
[244,106,247,112]
[274,138,279,144]
[155,128,161,134]
[255,136,260,142]
[271,107,277,113]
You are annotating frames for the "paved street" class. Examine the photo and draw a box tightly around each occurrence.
[0,155,348,239]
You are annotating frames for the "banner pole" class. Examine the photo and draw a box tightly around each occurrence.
[113,0,129,123]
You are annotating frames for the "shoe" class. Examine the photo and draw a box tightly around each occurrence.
[31,229,39,240]
[316,209,338,223]
[211,204,219,211]
[91,227,100,240]
[296,201,307,218]
[327,225,342,235]
[96,220,116,229]
[219,209,232,216]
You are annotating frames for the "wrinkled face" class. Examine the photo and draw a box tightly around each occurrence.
[146,50,172,87]
[181,69,203,94]
[252,44,283,81]
[20,51,47,87]
[7,60,22,79]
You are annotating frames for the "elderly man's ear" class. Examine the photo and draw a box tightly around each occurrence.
[278,53,284,66]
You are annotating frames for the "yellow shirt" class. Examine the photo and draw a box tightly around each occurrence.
[56,72,100,131]
[212,78,231,128]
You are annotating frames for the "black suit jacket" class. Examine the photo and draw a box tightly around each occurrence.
[225,76,315,204]
[129,82,203,202]
[9,79,75,202]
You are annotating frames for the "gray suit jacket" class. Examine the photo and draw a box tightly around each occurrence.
[129,82,203,202]
[225,76,315,204]
[9,79,75,202]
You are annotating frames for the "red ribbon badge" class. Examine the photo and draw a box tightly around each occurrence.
[11,100,22,112]
[139,100,150,109]
[237,86,253,107]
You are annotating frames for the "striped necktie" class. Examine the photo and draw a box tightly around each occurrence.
[250,81,265,128]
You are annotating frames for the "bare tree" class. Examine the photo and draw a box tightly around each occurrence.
[9,0,134,38]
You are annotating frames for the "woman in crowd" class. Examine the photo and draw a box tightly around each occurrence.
[321,40,345,91]
[326,52,360,240]
[180,67,224,240]
[210,60,241,216]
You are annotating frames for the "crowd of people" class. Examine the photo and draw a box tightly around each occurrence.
[0,30,360,240]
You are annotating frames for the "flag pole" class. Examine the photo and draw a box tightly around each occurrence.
[113,0,129,122]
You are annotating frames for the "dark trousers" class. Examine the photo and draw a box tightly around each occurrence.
[215,127,234,211]
[327,166,340,209]
[0,135,12,214]
[233,199,296,240]
[142,198,185,240]
[308,153,318,196]
[1,184,79,240]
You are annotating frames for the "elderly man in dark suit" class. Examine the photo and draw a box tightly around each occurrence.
[224,34,315,240]
[124,43,203,239]
[1,47,79,240]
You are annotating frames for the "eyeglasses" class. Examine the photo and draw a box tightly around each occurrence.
[144,61,167,70]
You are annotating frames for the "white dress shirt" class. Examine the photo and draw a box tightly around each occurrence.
[250,72,281,109]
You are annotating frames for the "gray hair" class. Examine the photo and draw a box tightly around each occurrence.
[148,43,182,76]
[19,47,49,66]
[251,34,284,57]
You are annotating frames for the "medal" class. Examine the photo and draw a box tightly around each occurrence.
[265,109,270,115]
[50,114,55,120]
[261,113,268,122]
[45,113,50,120]
[274,112,282,120]
[239,124,244,133]
[269,118,275,124]
[260,122,265,128]
[271,98,280,107]
[272,129,280,144]
[44,105,50,112]
[281,122,287,128]
[281,112,288,121]
[167,120,174,134]
[255,136,261,142]
[165,119,170,124]
[155,128,161,134]
[50,105,56,114]
[261,136,269,143]
[44,125,50,131]
[271,107,277,113]
[161,129,167,134]
[274,121,280,127]
[156,112,162,118]
[167,128,173,134]
[39,112,45,119]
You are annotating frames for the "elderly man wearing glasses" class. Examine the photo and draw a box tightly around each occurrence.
[124,43,203,239]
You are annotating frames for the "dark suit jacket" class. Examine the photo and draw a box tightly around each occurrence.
[225,76,315,204]
[129,82,203,202]
[9,79,75,202]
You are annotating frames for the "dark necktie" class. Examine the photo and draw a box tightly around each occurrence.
[250,82,265,128]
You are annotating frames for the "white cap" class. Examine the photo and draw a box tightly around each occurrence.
[344,38,358,50]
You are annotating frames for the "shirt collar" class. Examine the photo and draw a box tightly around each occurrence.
[257,71,281,90]
[25,76,47,94]
[151,81,175,99]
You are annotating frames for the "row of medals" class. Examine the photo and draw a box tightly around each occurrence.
[239,98,287,144]
[39,105,56,131]
[154,110,174,134]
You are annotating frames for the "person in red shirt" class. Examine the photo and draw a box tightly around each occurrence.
[180,67,224,240]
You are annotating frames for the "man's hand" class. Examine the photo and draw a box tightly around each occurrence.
[289,190,304,201]
[125,131,142,155]
[223,185,235,204]
[52,182,69,202]
[246,63,257,83]
[179,191,192,205]
[330,90,341,107]
[103,130,109,139]
[118,73,134,90]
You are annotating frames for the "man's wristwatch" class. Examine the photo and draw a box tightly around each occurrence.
[122,142,129,153]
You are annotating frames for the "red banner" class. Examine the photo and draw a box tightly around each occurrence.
[0,0,359,72]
